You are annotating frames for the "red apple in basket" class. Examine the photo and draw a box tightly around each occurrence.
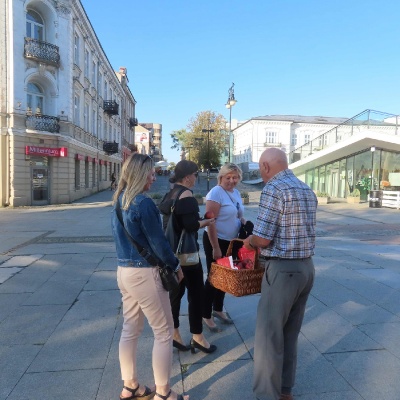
[236,261,246,269]
[204,211,215,219]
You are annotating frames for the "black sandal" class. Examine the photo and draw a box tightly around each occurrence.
[155,389,184,400]
[120,385,155,400]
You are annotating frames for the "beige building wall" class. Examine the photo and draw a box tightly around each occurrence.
[1,0,136,207]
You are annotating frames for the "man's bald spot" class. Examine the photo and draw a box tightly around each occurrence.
[260,148,288,169]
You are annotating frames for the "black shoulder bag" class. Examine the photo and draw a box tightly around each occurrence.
[163,188,199,266]
[115,199,179,292]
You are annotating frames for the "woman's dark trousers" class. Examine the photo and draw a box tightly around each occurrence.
[169,262,204,334]
[202,230,230,319]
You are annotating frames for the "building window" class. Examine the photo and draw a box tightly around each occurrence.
[318,135,328,147]
[265,131,276,144]
[27,83,44,114]
[75,159,80,190]
[92,109,97,136]
[84,49,89,78]
[74,95,80,125]
[304,134,311,144]
[98,72,103,96]
[85,160,89,188]
[74,34,79,64]
[92,61,96,86]
[104,81,108,99]
[26,9,44,40]
[84,102,89,132]
[291,133,297,146]
[92,162,96,187]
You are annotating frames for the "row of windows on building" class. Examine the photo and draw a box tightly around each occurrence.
[305,149,400,199]
[265,131,323,147]
[26,8,128,142]
[233,131,326,163]
[72,95,120,142]
[73,34,121,105]
[74,159,120,191]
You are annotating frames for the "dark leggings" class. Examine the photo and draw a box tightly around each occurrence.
[202,230,231,319]
[169,262,205,334]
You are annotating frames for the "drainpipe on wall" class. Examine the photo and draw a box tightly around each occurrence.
[0,0,10,206]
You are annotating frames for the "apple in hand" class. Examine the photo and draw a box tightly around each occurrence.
[204,211,215,219]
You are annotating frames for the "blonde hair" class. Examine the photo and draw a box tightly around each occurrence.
[112,153,154,210]
[217,163,243,184]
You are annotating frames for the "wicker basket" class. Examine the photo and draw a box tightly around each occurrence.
[209,239,265,297]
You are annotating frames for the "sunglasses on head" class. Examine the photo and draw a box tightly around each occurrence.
[141,155,152,165]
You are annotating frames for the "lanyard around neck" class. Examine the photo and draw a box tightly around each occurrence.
[221,187,240,217]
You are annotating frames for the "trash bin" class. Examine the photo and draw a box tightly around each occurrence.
[369,190,383,208]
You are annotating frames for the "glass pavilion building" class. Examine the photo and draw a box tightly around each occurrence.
[289,110,400,201]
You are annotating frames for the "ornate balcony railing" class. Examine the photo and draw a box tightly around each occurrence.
[26,114,60,133]
[24,37,60,67]
[129,117,138,128]
[103,141,119,154]
[103,100,119,115]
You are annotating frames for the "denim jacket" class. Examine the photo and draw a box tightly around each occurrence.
[111,193,179,271]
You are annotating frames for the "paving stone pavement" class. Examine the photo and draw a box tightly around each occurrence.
[1,178,400,400]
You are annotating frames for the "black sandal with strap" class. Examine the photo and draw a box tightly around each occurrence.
[155,389,184,400]
[120,385,155,400]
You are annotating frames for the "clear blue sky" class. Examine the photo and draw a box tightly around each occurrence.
[81,0,400,163]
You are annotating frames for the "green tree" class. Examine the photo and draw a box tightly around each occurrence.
[170,111,226,168]
[170,129,189,151]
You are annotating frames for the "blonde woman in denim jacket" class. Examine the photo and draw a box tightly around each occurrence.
[111,153,188,400]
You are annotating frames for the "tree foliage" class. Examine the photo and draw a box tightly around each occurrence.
[170,110,227,169]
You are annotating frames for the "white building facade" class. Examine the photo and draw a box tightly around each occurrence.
[232,115,348,166]
[233,111,400,201]
[0,0,137,207]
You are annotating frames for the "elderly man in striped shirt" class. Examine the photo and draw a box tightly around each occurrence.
[244,148,317,400]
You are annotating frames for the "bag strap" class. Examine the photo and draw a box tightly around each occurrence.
[171,187,188,212]
[115,199,162,267]
[166,187,188,230]
[176,229,186,254]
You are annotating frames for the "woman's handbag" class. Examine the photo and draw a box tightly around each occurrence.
[158,266,179,292]
[164,211,181,254]
[115,200,179,292]
[176,229,199,266]
[162,188,199,267]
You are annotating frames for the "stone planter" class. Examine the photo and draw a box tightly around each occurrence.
[347,196,360,204]
[195,197,204,205]
[317,196,329,204]
[241,197,249,204]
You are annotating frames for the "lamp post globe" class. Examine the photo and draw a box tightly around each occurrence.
[201,128,214,191]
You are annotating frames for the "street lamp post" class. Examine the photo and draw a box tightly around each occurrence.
[186,145,193,160]
[201,128,214,191]
[370,145,376,191]
[225,83,237,163]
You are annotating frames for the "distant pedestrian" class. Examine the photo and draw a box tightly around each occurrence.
[243,148,317,400]
[111,153,188,400]
[110,172,116,191]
